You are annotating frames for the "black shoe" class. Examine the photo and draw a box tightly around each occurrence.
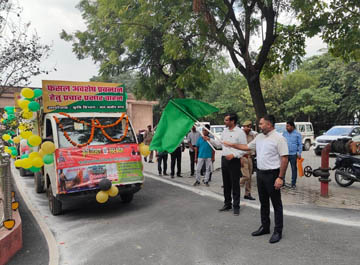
[190,173,194,176]
[193,181,200,186]
[251,226,270,236]
[244,195,256,201]
[144,157,147,162]
[204,182,209,187]
[171,175,174,179]
[159,172,162,176]
[177,174,183,177]
[291,184,296,190]
[233,208,239,216]
[269,232,282,243]
[148,161,154,163]
[163,173,168,176]
[219,205,232,212]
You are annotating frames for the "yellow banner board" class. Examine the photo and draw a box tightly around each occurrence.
[42,80,126,113]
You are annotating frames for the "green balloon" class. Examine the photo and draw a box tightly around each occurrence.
[43,154,54,164]
[27,140,34,147]
[29,166,41,172]
[7,114,15,120]
[34,89,43,98]
[7,130,16,136]
[21,154,29,159]
[11,149,18,156]
[28,101,40,112]
[4,106,14,112]
[8,139,14,144]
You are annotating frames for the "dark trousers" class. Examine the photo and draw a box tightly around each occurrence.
[287,155,298,186]
[171,147,182,176]
[221,156,241,209]
[189,150,195,175]
[257,169,283,233]
[158,154,168,174]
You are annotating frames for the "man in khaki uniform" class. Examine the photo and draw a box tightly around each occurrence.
[240,120,257,200]
[144,125,154,163]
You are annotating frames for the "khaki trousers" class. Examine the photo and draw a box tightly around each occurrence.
[240,156,253,196]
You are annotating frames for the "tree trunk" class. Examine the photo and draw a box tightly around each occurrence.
[246,75,267,121]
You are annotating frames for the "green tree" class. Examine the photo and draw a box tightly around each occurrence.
[295,0,360,62]
[61,0,218,101]
[193,0,312,119]
[0,0,52,96]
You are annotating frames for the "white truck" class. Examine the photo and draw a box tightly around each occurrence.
[33,80,144,215]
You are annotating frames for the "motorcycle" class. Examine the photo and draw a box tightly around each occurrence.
[333,154,360,187]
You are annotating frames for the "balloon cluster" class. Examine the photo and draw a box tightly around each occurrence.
[95,178,119,203]
[17,87,42,119]
[14,141,56,172]
[139,143,150,156]
[1,106,16,126]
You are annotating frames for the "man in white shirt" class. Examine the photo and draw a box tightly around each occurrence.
[206,113,247,216]
[224,115,288,244]
[187,126,201,177]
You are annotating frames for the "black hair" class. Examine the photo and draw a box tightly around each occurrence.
[262,114,276,126]
[225,113,238,125]
[205,124,210,130]
[287,120,295,127]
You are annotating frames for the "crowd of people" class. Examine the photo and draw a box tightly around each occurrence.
[138,113,303,244]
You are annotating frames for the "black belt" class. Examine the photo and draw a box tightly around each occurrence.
[258,168,279,173]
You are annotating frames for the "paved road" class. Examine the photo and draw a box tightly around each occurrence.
[11,167,360,265]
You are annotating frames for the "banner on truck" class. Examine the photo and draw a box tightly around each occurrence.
[55,143,143,194]
[42,80,126,113]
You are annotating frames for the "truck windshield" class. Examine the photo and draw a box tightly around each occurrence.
[57,117,136,148]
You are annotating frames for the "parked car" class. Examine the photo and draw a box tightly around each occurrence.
[275,122,315,151]
[313,125,360,156]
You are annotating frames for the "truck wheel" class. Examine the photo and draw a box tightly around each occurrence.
[47,184,62,215]
[303,140,311,151]
[120,193,134,203]
[34,172,45,193]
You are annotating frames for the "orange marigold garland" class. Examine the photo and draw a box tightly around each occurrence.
[54,113,129,147]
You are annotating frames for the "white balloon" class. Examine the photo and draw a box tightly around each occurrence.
[20,139,28,147]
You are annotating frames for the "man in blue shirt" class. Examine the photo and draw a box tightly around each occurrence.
[194,124,215,187]
[282,121,302,189]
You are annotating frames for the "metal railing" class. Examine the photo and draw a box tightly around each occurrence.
[0,153,15,230]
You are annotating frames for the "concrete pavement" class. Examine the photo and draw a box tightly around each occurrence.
[143,147,360,225]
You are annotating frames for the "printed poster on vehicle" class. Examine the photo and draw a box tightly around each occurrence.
[42,80,126,113]
[55,143,143,194]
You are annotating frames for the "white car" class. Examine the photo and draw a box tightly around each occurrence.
[314,125,360,156]
[275,122,315,151]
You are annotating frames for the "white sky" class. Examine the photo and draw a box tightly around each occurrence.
[19,1,326,88]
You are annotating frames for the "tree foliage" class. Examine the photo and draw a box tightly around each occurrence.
[61,0,219,101]
[0,0,52,96]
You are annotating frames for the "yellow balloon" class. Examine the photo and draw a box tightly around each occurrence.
[29,152,41,159]
[18,125,26,131]
[2,134,11,141]
[22,111,33,119]
[96,191,109,203]
[38,149,45,157]
[139,144,150,156]
[108,185,119,197]
[22,158,32,169]
[13,136,21,144]
[20,130,33,139]
[41,141,56,154]
[28,135,42,146]
[21,88,34,99]
[4,147,11,153]
[18,99,30,110]
[14,160,23,167]
[32,157,44,168]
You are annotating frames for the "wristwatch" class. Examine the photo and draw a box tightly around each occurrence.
[278,176,284,180]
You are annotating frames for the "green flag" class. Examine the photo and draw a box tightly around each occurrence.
[150,99,218,153]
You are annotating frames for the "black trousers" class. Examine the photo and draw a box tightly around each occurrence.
[189,150,195,175]
[157,154,168,174]
[171,147,182,176]
[257,169,283,233]
[221,156,241,209]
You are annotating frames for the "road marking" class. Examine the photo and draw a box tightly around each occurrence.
[11,164,59,265]
[145,172,360,228]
